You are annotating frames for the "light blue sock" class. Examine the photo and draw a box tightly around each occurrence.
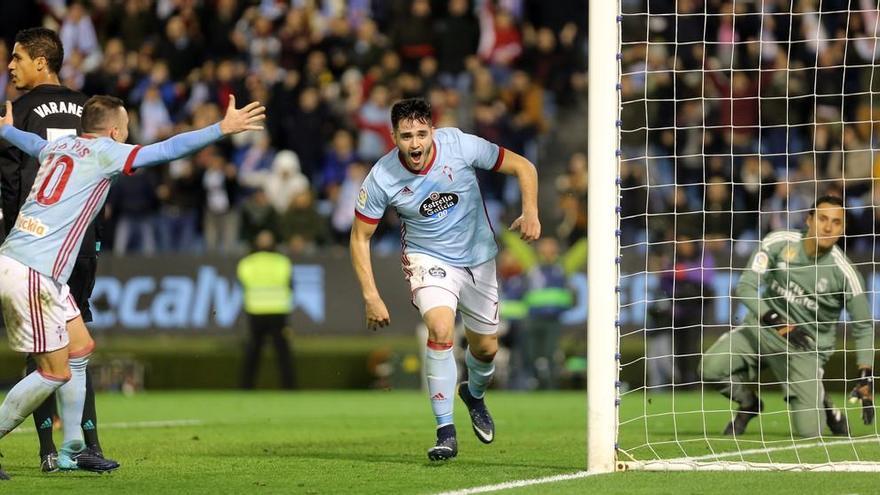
[0,371,65,438]
[58,356,88,446]
[465,349,495,400]
[425,344,457,427]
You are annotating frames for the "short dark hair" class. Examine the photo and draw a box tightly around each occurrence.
[390,98,432,131]
[81,95,125,133]
[15,28,63,75]
[809,195,844,216]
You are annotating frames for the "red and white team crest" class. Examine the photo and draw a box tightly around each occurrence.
[441,165,453,182]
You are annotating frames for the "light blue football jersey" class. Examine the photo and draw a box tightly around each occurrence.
[0,135,140,283]
[355,127,504,267]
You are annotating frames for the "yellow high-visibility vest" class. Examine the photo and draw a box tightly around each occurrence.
[237,251,292,315]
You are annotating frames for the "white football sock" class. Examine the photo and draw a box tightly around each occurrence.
[0,370,66,439]
[425,342,457,427]
[58,355,89,447]
[465,348,495,399]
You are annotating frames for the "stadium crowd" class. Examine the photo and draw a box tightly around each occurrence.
[0,0,587,256]
[619,0,880,255]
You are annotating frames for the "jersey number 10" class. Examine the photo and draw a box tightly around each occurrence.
[36,154,74,206]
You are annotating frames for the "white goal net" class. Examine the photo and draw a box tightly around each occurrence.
[592,0,880,471]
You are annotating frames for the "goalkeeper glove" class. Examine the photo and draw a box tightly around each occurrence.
[761,310,815,351]
[849,367,874,425]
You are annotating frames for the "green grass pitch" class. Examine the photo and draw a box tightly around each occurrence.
[0,390,875,493]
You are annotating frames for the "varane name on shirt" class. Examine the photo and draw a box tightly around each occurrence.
[32,101,83,119]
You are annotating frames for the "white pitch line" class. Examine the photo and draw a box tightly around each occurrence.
[11,418,204,434]
[433,471,598,495]
[672,436,880,462]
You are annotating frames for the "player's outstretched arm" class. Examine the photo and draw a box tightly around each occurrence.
[0,100,47,157]
[495,148,540,241]
[218,95,266,135]
[132,95,265,170]
[350,217,391,331]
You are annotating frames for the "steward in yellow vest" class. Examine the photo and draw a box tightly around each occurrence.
[237,230,295,389]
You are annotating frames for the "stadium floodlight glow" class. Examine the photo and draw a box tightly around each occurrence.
[590,0,880,473]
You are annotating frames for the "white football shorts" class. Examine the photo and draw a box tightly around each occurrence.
[0,254,79,353]
[404,252,499,334]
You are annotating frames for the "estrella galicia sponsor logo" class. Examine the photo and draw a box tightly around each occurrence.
[428,266,447,278]
[419,192,459,219]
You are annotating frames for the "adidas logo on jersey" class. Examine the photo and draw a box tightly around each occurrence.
[400,186,414,196]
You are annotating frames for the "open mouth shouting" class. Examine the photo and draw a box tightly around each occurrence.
[410,149,424,164]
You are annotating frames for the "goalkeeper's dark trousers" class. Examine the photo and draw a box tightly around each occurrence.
[701,321,830,437]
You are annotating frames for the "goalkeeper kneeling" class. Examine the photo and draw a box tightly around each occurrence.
[701,196,874,437]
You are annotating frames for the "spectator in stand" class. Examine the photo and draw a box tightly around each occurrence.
[356,83,393,163]
[478,3,522,82]
[434,0,480,91]
[733,155,777,241]
[157,15,204,81]
[265,150,310,215]
[285,86,330,180]
[350,18,387,72]
[278,6,314,71]
[109,170,160,256]
[108,0,160,52]
[500,70,547,158]
[390,0,435,73]
[330,161,369,245]
[322,16,356,78]
[83,38,131,98]
[704,176,735,240]
[198,147,240,254]
[203,0,242,59]
[240,188,280,246]
[555,152,588,245]
[139,85,173,143]
[246,15,282,68]
[520,27,570,104]
[279,190,328,256]
[130,60,179,113]
[156,158,201,253]
[233,130,276,195]
[301,51,334,89]
[320,129,359,200]
[59,1,102,74]
[649,234,715,388]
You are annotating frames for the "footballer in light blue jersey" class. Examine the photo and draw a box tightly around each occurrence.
[0,95,264,477]
[1,135,140,283]
[355,126,503,267]
[350,98,540,461]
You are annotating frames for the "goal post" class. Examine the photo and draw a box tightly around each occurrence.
[590,0,880,473]
[587,0,622,475]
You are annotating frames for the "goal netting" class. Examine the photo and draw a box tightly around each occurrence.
[590,0,880,472]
